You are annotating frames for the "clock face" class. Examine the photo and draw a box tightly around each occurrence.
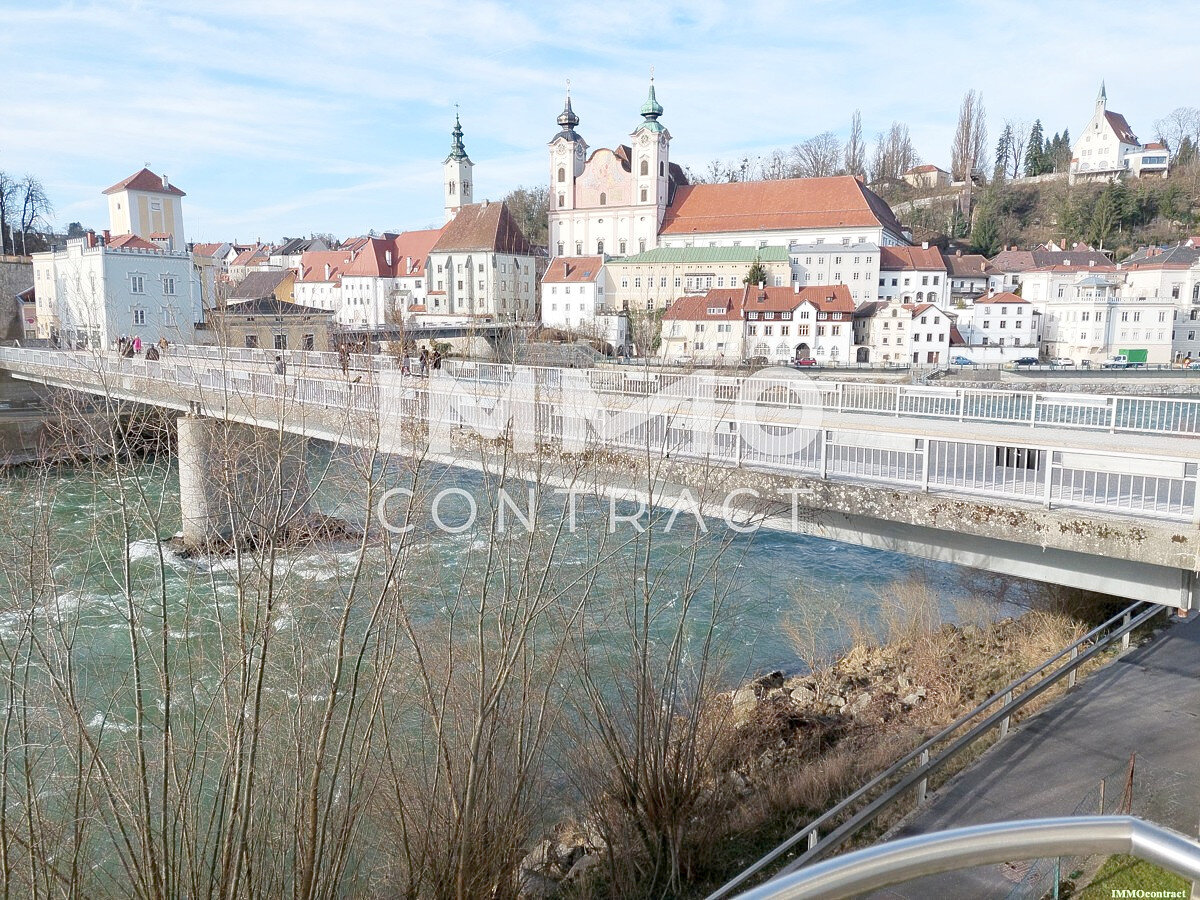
[575,145,585,159]
[639,134,650,146]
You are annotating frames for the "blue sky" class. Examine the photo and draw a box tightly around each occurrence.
[2,0,1198,243]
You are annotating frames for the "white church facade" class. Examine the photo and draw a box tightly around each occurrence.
[1069,84,1170,184]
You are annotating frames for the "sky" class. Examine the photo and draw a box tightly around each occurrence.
[2,0,1198,244]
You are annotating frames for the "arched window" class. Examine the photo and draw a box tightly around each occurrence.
[619,240,627,255]
[557,241,564,256]
[640,188,647,202]
[448,181,456,195]
[597,239,604,254]
[558,193,564,208]
[599,192,606,206]
[659,161,665,176]
[575,241,583,255]
[558,167,565,183]
[462,181,470,194]
[640,159,649,176]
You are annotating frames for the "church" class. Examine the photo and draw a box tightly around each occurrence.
[546,82,911,311]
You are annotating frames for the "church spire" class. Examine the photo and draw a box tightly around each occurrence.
[1096,81,1107,110]
[634,71,665,134]
[446,108,470,163]
[556,81,581,139]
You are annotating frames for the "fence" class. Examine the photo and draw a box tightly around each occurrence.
[705,603,1168,899]
[2,348,1198,523]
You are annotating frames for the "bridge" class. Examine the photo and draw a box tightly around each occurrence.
[0,344,1196,609]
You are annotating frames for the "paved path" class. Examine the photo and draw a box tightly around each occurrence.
[869,613,1200,899]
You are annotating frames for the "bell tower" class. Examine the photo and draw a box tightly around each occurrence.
[630,74,671,227]
[444,109,473,223]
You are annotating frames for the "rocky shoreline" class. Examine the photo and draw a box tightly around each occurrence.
[517,611,1103,897]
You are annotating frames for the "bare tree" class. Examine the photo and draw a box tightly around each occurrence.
[844,110,866,178]
[950,89,988,182]
[1005,120,1030,180]
[757,149,794,181]
[869,122,920,185]
[793,131,842,178]
[0,170,17,255]
[16,176,52,255]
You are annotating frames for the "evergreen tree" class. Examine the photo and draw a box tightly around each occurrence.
[744,256,769,286]
[1024,120,1046,176]
[970,207,1001,256]
[994,125,1013,182]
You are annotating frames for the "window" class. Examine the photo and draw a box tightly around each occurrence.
[558,194,564,207]
[131,275,145,294]
[160,306,176,326]
[639,239,646,253]
[619,240,627,255]
[557,242,564,255]
[558,167,565,183]
[599,192,606,206]
[659,161,665,176]
[274,333,287,350]
[244,334,258,349]
[132,308,146,326]
[597,239,604,254]
[640,188,648,202]
[575,242,583,255]
[162,275,176,295]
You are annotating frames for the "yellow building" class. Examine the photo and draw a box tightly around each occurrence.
[605,245,791,312]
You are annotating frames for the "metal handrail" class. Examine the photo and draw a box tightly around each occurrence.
[732,816,1200,899]
[707,601,1165,898]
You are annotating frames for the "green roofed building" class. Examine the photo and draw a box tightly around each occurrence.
[606,245,792,313]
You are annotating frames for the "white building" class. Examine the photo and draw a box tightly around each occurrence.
[427,200,540,321]
[945,251,997,304]
[988,243,1111,294]
[660,292,744,365]
[1069,84,1170,184]
[852,300,954,366]
[955,291,1040,350]
[878,244,948,304]
[1040,274,1175,365]
[444,113,474,223]
[294,250,348,314]
[790,241,881,304]
[743,284,856,364]
[33,232,198,348]
[103,167,187,248]
[605,245,792,313]
[540,255,625,347]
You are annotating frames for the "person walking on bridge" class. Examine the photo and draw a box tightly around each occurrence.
[274,355,286,376]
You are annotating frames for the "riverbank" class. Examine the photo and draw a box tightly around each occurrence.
[525,593,1158,898]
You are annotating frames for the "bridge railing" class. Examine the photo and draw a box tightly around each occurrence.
[3,347,1198,523]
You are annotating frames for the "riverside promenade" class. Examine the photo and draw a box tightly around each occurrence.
[870,612,1200,898]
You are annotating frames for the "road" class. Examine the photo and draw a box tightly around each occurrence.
[869,612,1200,899]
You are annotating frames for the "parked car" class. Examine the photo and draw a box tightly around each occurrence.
[1049,357,1076,367]
[1013,357,1040,367]
[1100,355,1131,369]
[950,355,975,366]
[794,357,818,368]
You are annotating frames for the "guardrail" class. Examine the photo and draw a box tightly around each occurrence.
[707,602,1167,899]
[731,816,1200,900]
[2,348,1198,523]
[8,345,1200,438]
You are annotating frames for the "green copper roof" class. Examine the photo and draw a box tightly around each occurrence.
[614,245,790,265]
[446,112,470,162]
[634,81,665,134]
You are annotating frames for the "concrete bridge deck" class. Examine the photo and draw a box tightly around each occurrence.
[1,346,1196,608]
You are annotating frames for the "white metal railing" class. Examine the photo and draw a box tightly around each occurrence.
[2,347,1197,523]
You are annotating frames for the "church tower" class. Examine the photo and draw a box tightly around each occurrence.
[630,76,671,227]
[1095,81,1107,114]
[549,89,588,217]
[444,111,473,223]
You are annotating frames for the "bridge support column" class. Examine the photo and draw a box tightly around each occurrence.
[178,415,311,550]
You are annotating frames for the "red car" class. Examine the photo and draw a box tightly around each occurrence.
[794,357,818,368]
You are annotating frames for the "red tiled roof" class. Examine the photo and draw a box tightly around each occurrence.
[905,164,947,175]
[341,238,395,277]
[297,250,349,283]
[432,201,534,254]
[1143,142,1167,151]
[977,291,1028,304]
[230,248,267,267]
[391,228,441,276]
[1104,111,1139,144]
[542,256,604,284]
[191,242,227,258]
[106,233,159,250]
[879,245,946,271]
[949,325,966,346]
[660,175,904,237]
[1025,264,1118,273]
[741,284,856,314]
[102,167,186,197]
[149,232,172,239]
[945,253,996,277]
[662,292,742,321]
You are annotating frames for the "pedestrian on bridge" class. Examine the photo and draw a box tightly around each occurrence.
[274,355,286,376]
[418,347,429,377]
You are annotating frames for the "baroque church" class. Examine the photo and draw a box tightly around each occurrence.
[547,80,689,260]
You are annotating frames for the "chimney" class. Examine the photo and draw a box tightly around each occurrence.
[162,173,170,189]
[406,255,413,273]
[103,229,111,244]
[324,263,332,280]
[922,241,929,250]
[793,280,799,293]
[758,281,765,289]
[1060,240,1066,251]
[84,230,96,248]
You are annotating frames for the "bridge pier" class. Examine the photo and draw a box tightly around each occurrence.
[177,415,311,550]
